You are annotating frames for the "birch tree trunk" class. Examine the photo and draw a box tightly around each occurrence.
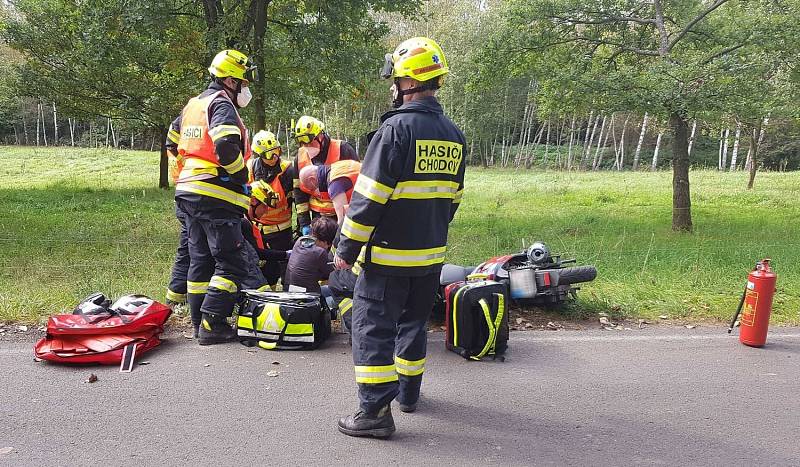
[632,112,648,170]
[582,114,601,169]
[40,102,48,146]
[687,120,697,157]
[52,102,58,145]
[105,118,111,147]
[729,122,741,171]
[615,115,629,170]
[720,128,730,170]
[595,115,614,170]
[592,115,611,170]
[36,102,41,146]
[651,131,664,171]
[68,118,75,146]
[580,111,594,170]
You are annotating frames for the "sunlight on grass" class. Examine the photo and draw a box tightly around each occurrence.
[1,146,798,324]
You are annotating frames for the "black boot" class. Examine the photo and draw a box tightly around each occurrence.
[337,405,395,438]
[197,314,237,346]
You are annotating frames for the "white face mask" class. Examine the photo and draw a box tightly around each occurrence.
[237,86,252,108]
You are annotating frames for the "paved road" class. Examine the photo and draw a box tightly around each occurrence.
[2,327,799,466]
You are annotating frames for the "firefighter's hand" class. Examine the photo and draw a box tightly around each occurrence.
[333,254,352,270]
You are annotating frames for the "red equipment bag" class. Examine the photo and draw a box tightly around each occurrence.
[34,295,172,365]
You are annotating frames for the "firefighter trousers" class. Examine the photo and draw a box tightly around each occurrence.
[257,228,292,286]
[351,268,439,413]
[178,199,248,324]
[166,204,190,304]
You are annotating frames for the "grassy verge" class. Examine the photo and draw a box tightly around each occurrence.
[1,146,798,324]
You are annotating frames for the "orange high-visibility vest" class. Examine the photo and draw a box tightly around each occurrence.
[175,90,251,210]
[248,159,292,233]
[328,160,361,204]
[297,139,342,214]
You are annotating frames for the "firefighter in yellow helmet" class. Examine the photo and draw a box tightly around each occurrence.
[334,37,466,438]
[291,115,359,236]
[246,130,296,288]
[169,49,257,344]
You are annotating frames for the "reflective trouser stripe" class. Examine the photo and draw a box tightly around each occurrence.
[338,298,353,319]
[370,246,447,267]
[209,275,237,293]
[166,289,187,302]
[394,356,425,376]
[187,281,209,294]
[176,180,250,210]
[354,364,398,384]
[341,216,374,243]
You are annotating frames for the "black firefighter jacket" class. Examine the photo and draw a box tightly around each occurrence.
[336,96,466,277]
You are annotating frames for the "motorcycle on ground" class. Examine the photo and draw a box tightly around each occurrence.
[433,241,597,320]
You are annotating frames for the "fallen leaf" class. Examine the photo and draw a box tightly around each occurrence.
[516,318,524,325]
[86,374,98,383]
[602,326,615,331]
[138,361,150,366]
[204,364,211,368]
[524,322,534,328]
[33,357,42,363]
[439,326,446,331]
[684,324,697,329]
[0,447,13,455]
[18,325,28,332]
[546,321,562,330]
[271,361,280,365]
[599,317,610,325]
[624,327,632,331]
[183,332,194,340]
[266,371,279,377]
[659,315,669,320]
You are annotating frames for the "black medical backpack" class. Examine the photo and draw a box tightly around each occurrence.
[444,279,509,360]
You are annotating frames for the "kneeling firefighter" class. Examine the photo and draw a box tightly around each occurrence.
[247,130,296,289]
[172,49,257,345]
[291,116,359,235]
[333,37,466,437]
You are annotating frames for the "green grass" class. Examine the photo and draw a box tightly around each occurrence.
[1,146,799,325]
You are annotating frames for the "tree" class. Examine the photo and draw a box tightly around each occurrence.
[482,0,800,231]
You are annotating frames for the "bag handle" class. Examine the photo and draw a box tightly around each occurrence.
[470,293,505,361]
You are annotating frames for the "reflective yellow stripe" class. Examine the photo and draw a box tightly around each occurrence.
[390,180,459,200]
[257,220,292,234]
[178,158,219,180]
[166,289,187,302]
[341,216,374,243]
[310,197,334,212]
[296,202,310,214]
[338,298,353,319]
[221,154,245,174]
[209,275,237,293]
[354,174,394,205]
[395,356,425,376]
[370,245,447,267]
[187,281,209,294]
[168,128,181,144]
[293,178,301,189]
[176,180,250,210]
[454,189,463,204]
[208,124,241,142]
[354,364,398,384]
[352,262,362,276]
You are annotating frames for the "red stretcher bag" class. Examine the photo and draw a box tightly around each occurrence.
[34,294,172,365]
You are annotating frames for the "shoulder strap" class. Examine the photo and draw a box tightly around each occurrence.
[470,293,505,360]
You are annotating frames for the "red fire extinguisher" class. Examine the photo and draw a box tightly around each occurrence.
[728,259,777,347]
